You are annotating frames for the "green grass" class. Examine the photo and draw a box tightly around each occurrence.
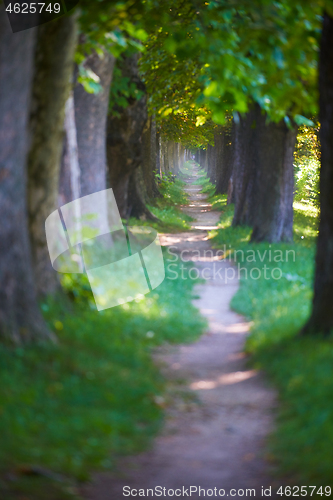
[0,252,205,499]
[209,201,333,489]
[145,174,193,232]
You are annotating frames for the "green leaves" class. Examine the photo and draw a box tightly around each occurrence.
[77,65,103,94]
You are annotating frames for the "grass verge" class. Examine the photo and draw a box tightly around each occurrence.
[0,251,205,499]
[209,201,333,489]
[148,173,193,232]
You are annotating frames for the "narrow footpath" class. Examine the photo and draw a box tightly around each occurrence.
[84,166,277,500]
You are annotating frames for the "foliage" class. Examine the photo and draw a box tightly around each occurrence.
[139,32,216,148]
[75,0,149,95]
[163,0,321,123]
[109,55,146,116]
[0,252,205,497]
[157,173,188,206]
[208,201,333,488]
[294,125,320,206]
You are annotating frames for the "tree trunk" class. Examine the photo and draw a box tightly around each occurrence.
[198,149,206,170]
[0,7,52,343]
[128,169,160,222]
[107,53,148,218]
[216,126,233,194]
[302,12,333,336]
[206,144,217,183]
[27,15,78,296]
[167,141,174,173]
[74,49,115,197]
[141,116,160,200]
[232,108,258,226]
[59,92,81,206]
[156,128,162,177]
[250,113,297,243]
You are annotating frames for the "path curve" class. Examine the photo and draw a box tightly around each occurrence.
[83,167,277,500]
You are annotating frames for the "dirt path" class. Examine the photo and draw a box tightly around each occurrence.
[83,167,277,500]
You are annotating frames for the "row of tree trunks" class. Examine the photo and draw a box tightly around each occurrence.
[0,7,52,343]
[27,15,78,297]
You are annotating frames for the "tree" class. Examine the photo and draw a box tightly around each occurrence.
[74,49,115,197]
[231,104,296,242]
[250,114,297,243]
[215,124,233,195]
[302,10,333,336]
[141,115,160,199]
[27,14,78,296]
[0,7,53,343]
[107,52,149,218]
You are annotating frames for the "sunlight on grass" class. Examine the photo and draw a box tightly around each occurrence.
[0,253,205,493]
[209,198,333,488]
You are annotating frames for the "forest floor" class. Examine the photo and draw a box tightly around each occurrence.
[82,165,278,500]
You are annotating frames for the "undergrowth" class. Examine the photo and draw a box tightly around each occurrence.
[0,251,205,499]
[210,200,333,490]
[147,172,193,231]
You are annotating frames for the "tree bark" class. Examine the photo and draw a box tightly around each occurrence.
[0,7,52,343]
[250,113,297,243]
[27,15,78,296]
[127,169,160,222]
[216,126,233,194]
[141,116,160,200]
[206,144,217,183]
[156,127,162,177]
[59,92,81,206]
[232,108,258,226]
[198,149,207,170]
[107,53,148,218]
[302,12,333,336]
[74,49,115,197]
[167,141,174,173]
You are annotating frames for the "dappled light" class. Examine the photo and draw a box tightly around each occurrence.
[0,1,332,498]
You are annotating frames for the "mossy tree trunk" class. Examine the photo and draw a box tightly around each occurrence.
[27,15,78,296]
